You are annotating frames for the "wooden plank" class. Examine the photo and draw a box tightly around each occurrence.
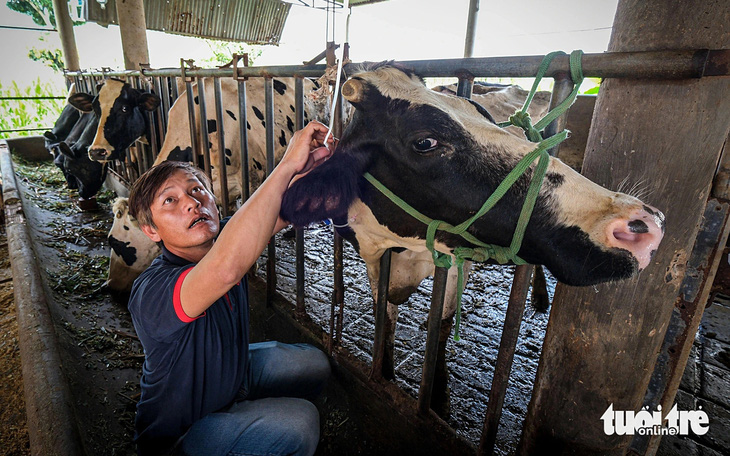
[518,0,730,454]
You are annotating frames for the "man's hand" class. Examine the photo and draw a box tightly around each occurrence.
[280,120,336,178]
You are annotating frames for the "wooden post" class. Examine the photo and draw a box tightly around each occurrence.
[518,0,730,454]
[51,0,80,71]
[115,0,150,70]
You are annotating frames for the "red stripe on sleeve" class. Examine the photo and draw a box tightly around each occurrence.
[173,267,205,323]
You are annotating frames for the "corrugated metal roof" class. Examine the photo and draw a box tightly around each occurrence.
[84,0,292,45]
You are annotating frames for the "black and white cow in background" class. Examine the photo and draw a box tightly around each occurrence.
[280,62,665,414]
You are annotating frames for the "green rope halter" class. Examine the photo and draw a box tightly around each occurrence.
[364,50,584,340]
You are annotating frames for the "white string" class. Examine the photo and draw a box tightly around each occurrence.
[323,0,350,146]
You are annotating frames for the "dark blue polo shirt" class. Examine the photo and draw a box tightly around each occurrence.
[128,219,249,455]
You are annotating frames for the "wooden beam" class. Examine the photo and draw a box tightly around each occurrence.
[51,0,80,71]
[518,0,730,454]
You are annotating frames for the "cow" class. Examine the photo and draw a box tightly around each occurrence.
[55,113,108,205]
[68,77,335,205]
[280,62,665,415]
[45,104,84,190]
[106,197,161,293]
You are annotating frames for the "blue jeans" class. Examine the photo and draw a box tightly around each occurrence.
[178,342,330,456]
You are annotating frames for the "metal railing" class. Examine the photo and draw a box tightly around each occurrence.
[63,47,730,455]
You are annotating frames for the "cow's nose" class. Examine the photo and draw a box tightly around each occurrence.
[605,206,665,270]
[89,148,108,160]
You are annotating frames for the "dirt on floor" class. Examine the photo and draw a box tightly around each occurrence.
[0,220,31,456]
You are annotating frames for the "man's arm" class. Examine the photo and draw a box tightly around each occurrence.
[179,121,333,318]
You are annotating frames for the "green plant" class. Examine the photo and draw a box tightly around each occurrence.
[200,39,262,67]
[0,78,65,139]
[6,0,84,27]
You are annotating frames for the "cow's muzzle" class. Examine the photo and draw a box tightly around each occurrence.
[605,205,665,270]
[88,148,110,161]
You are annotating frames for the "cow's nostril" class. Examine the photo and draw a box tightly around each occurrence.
[628,219,649,234]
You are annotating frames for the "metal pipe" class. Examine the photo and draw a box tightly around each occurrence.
[478,264,533,455]
[543,72,575,156]
[418,265,449,415]
[264,77,277,307]
[463,0,480,58]
[196,77,212,179]
[154,76,167,155]
[371,249,392,379]
[214,78,230,216]
[64,49,730,80]
[295,78,306,316]
[184,81,199,162]
[237,80,251,202]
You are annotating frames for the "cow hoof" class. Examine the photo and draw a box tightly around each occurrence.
[77,197,99,211]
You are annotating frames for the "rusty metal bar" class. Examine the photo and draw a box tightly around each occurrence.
[196,77,212,180]
[66,49,730,80]
[184,80,199,163]
[265,77,276,307]
[478,264,533,455]
[213,78,230,216]
[371,249,392,379]
[294,78,306,317]
[237,79,250,202]
[543,71,575,156]
[418,265,449,415]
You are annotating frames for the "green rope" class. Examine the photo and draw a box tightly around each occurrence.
[364,50,584,341]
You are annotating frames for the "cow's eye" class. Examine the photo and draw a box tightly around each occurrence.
[121,105,129,113]
[413,137,438,153]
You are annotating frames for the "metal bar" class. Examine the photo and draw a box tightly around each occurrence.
[184,81,199,162]
[64,49,730,80]
[463,0,480,58]
[478,264,533,455]
[0,127,54,133]
[543,72,575,156]
[371,249,392,379]
[0,96,66,100]
[237,79,251,202]
[418,265,449,415]
[214,78,230,216]
[170,76,179,102]
[456,76,474,99]
[153,76,167,155]
[294,78,306,317]
[196,77,212,179]
[265,77,276,307]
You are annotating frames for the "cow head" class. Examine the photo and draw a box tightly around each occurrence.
[68,78,160,162]
[281,63,665,286]
[57,113,107,199]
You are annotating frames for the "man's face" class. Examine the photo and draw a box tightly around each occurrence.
[140,169,220,260]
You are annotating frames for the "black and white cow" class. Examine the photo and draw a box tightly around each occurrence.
[280,63,665,413]
[45,104,84,189]
[107,197,161,293]
[56,113,108,203]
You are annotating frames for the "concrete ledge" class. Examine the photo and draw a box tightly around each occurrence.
[4,136,51,162]
[0,141,84,456]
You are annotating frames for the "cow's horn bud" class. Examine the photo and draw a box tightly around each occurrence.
[342,79,364,103]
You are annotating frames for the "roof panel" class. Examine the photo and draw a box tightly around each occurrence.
[84,0,292,45]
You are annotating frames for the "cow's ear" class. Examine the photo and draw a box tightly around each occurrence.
[281,152,362,227]
[43,131,57,141]
[138,93,161,112]
[58,142,74,158]
[68,93,94,113]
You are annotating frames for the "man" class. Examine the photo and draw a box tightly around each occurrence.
[127,121,334,455]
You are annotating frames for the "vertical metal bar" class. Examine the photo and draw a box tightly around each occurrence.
[214,78,229,216]
[196,77,212,179]
[265,77,276,307]
[294,78,306,316]
[158,76,170,134]
[478,264,533,455]
[184,81,199,162]
[370,249,392,379]
[418,265,449,415]
[463,0,480,58]
[237,80,250,202]
[153,76,166,157]
[543,72,574,156]
[171,76,179,102]
[457,75,474,99]
[141,78,156,173]
[333,72,346,343]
